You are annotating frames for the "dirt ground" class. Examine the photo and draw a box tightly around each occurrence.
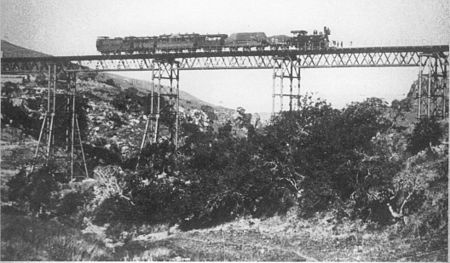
[110,212,447,261]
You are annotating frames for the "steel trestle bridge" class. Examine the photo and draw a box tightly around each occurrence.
[1,44,449,177]
[2,45,448,71]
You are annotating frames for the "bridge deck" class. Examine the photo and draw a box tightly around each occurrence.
[2,45,448,72]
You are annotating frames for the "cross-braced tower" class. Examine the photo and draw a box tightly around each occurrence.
[416,53,448,119]
[32,64,57,170]
[272,56,302,114]
[136,59,180,168]
[32,67,88,179]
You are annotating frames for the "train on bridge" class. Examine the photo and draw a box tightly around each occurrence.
[96,26,341,55]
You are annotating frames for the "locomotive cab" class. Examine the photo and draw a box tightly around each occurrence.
[289,27,331,50]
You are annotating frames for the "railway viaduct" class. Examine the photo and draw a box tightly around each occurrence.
[1,45,449,177]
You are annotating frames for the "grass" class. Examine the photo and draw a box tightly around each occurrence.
[1,213,113,261]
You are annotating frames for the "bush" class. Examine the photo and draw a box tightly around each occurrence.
[1,214,112,261]
[7,165,60,215]
[407,117,443,154]
[55,181,97,225]
[84,142,122,168]
[93,194,135,225]
[1,93,42,138]
[201,105,218,122]
[350,131,405,223]
[6,169,29,204]
[105,78,118,88]
[111,87,154,113]
[392,144,448,237]
[57,191,85,216]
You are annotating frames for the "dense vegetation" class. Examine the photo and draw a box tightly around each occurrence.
[1,79,447,260]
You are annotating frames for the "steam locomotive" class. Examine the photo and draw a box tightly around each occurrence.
[96,26,335,55]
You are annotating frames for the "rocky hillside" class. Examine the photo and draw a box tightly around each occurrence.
[0,40,236,176]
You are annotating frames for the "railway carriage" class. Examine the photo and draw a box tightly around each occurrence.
[267,35,291,50]
[122,37,137,54]
[224,32,269,51]
[156,34,201,52]
[132,36,157,53]
[198,34,228,51]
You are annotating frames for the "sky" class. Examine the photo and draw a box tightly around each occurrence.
[1,0,449,112]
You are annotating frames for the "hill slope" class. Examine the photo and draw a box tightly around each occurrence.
[1,40,50,57]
